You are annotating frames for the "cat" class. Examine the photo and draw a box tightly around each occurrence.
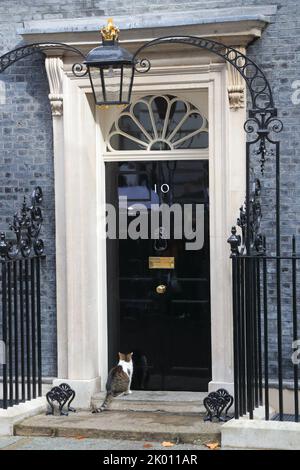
[92,352,133,413]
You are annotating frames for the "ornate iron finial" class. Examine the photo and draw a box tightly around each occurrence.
[100,18,120,42]
[0,186,44,260]
[255,234,265,255]
[227,226,241,257]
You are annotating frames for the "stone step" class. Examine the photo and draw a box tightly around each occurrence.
[14,409,222,445]
[91,391,206,414]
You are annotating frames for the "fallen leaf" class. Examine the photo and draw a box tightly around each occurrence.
[205,442,220,450]
[143,443,153,449]
[74,436,85,440]
[161,441,175,447]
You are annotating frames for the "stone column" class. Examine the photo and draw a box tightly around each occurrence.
[45,59,101,408]
[208,59,246,396]
[45,57,68,379]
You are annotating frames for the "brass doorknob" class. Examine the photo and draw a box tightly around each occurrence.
[156,284,167,294]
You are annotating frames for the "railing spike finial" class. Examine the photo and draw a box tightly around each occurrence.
[0,187,44,260]
[0,232,8,258]
[227,226,241,257]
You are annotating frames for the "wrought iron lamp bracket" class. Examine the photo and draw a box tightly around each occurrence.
[0,41,86,74]
[132,36,275,111]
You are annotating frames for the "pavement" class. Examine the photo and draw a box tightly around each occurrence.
[0,435,213,450]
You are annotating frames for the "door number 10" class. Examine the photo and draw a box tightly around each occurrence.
[153,183,170,194]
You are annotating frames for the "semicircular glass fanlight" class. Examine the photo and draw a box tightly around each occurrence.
[107,95,209,151]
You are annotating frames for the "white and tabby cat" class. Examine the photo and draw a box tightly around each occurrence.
[92,352,133,413]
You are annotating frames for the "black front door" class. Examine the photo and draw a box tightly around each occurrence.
[106,160,211,391]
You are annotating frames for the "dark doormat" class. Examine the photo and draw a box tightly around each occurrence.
[272,413,299,422]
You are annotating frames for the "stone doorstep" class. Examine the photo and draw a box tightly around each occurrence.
[91,391,207,414]
[222,419,300,450]
[14,410,222,445]
[7,391,223,443]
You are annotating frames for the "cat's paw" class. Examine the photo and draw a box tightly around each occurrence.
[92,407,104,413]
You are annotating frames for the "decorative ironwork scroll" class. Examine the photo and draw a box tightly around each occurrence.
[46,383,76,416]
[203,388,233,422]
[0,186,44,260]
[231,178,265,256]
[133,36,274,112]
[244,111,283,175]
[59,383,76,412]
[0,42,85,74]
[229,111,282,255]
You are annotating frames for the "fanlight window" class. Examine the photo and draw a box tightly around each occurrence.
[107,95,208,152]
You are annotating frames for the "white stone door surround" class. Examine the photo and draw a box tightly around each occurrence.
[45,46,246,407]
[17,5,275,408]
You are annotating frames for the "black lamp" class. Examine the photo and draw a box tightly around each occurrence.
[84,19,135,106]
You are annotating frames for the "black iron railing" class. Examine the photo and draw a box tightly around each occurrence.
[229,230,299,422]
[0,187,44,409]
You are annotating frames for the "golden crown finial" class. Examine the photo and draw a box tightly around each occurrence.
[101,18,120,42]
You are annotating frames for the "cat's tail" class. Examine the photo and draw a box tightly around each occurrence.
[92,392,113,413]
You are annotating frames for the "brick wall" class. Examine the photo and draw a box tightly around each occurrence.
[0,0,298,379]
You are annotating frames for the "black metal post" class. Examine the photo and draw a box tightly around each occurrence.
[263,252,269,420]
[13,261,19,405]
[232,254,240,419]
[19,259,25,402]
[237,256,244,417]
[276,255,283,420]
[240,257,246,415]
[256,257,263,406]
[36,257,42,396]
[253,257,259,408]
[246,257,254,419]
[292,235,299,422]
[228,227,241,419]
[1,261,8,409]
[24,259,31,401]
[31,258,36,399]
[7,262,13,406]
[274,139,283,420]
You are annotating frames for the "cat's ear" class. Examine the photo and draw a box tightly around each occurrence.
[118,352,122,359]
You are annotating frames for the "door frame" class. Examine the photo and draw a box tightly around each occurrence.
[46,58,245,400]
[95,63,246,392]
[105,157,211,391]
